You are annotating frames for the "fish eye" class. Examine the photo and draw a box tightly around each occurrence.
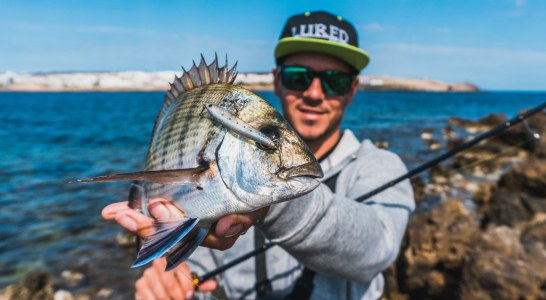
[257,125,280,150]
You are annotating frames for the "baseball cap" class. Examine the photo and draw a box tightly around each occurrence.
[275,11,370,72]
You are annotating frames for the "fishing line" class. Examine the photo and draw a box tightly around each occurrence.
[429,119,542,180]
[192,101,546,290]
[449,138,533,175]
[171,263,221,300]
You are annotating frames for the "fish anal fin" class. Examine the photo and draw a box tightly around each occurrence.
[131,217,200,268]
[165,227,208,271]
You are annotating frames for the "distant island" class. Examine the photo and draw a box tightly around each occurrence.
[0,71,479,92]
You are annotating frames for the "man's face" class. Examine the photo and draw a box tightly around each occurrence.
[273,53,358,143]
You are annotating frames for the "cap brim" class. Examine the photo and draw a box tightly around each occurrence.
[275,37,370,71]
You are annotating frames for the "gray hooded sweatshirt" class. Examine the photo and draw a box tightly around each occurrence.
[188,130,415,299]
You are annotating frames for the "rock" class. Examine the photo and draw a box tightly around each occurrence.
[421,128,433,140]
[95,288,113,298]
[521,216,546,248]
[461,250,544,300]
[382,264,410,300]
[60,270,85,287]
[2,271,55,300]
[442,125,457,141]
[375,139,390,149]
[427,139,441,151]
[428,165,452,185]
[116,231,137,248]
[470,183,494,212]
[424,165,455,198]
[450,143,524,179]
[460,226,546,300]
[498,158,546,197]
[360,76,479,92]
[448,82,480,92]
[481,191,533,228]
[448,113,506,134]
[446,138,465,152]
[397,200,479,299]
[493,111,546,158]
[54,290,74,300]
[410,177,426,203]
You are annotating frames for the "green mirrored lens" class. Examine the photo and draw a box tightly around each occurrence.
[281,66,354,96]
[321,71,354,95]
[281,67,312,91]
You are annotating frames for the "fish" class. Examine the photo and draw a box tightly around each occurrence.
[74,55,323,271]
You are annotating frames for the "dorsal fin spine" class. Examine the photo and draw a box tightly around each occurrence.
[167,54,238,96]
[172,76,185,94]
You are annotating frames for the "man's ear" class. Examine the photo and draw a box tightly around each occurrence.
[345,75,360,107]
[272,67,282,98]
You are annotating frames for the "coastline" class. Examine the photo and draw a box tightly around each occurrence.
[0,71,479,92]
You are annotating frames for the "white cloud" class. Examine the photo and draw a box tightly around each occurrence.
[515,0,526,8]
[379,43,546,63]
[362,23,386,32]
[4,21,170,37]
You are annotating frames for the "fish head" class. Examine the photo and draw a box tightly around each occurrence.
[216,91,323,209]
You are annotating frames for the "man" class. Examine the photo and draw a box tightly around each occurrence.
[102,10,414,299]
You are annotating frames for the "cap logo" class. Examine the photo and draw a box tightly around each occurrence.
[290,23,349,44]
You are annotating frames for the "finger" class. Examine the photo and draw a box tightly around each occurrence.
[155,259,186,300]
[201,231,239,250]
[101,201,130,220]
[146,259,170,299]
[114,208,155,237]
[215,207,270,237]
[148,198,185,220]
[173,263,196,299]
[135,274,156,300]
[198,279,218,292]
[201,208,270,249]
[173,263,217,294]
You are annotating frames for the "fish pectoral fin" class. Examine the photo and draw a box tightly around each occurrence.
[131,217,200,268]
[165,227,208,271]
[204,103,277,150]
[70,167,209,185]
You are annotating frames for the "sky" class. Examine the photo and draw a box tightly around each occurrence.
[1,0,545,91]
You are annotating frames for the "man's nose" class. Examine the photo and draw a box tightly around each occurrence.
[302,77,325,101]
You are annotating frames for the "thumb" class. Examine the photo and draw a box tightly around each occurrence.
[198,278,218,292]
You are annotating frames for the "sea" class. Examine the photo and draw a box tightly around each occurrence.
[0,91,545,297]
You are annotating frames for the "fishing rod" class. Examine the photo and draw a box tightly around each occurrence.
[193,100,546,286]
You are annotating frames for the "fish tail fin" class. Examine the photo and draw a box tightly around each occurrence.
[165,227,208,271]
[131,217,200,268]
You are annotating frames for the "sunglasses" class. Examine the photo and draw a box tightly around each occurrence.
[279,66,355,96]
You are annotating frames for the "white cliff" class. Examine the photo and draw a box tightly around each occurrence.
[0,71,478,92]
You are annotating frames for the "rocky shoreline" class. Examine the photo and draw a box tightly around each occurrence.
[0,71,479,92]
[4,110,541,299]
[383,110,546,300]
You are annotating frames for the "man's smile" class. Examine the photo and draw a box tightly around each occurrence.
[297,105,328,119]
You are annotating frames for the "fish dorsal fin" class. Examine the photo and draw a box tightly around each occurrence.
[171,53,237,95]
[148,54,238,153]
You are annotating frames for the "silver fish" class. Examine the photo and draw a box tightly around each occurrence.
[75,55,323,270]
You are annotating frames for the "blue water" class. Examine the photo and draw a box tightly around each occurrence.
[0,91,544,295]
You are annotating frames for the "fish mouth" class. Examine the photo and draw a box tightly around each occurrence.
[281,161,324,179]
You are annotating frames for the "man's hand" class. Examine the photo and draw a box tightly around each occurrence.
[134,258,216,300]
[202,207,269,249]
[101,199,269,249]
[102,199,269,250]
[101,200,269,299]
